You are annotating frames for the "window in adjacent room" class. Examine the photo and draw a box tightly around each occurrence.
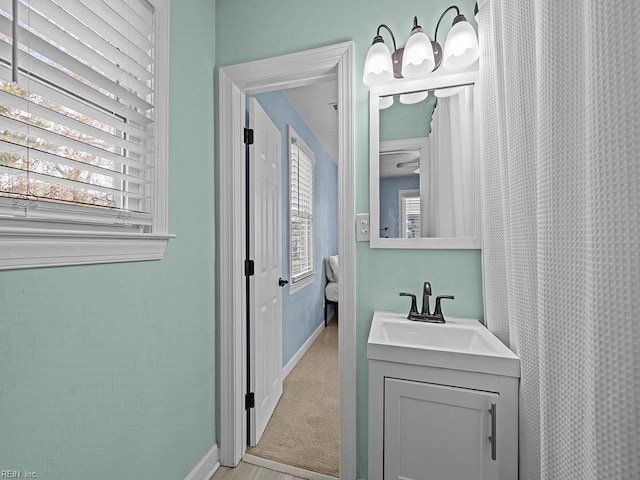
[0,0,171,269]
[399,189,421,238]
[289,126,315,291]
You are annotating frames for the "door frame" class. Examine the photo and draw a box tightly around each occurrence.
[218,42,356,480]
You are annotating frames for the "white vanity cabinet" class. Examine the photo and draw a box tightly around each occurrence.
[367,312,520,480]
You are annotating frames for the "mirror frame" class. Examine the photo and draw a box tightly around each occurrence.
[369,68,481,249]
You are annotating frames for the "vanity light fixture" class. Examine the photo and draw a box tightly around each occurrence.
[362,25,397,87]
[400,90,429,105]
[440,9,480,71]
[362,4,479,87]
[379,96,395,109]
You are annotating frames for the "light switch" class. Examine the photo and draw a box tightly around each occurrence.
[356,213,370,242]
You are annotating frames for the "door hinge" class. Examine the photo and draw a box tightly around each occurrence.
[244,128,254,145]
[244,259,255,276]
[245,392,255,410]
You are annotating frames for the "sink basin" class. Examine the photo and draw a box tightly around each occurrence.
[367,312,520,377]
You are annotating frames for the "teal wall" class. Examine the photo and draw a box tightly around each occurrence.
[216,0,482,477]
[379,93,436,141]
[0,2,217,480]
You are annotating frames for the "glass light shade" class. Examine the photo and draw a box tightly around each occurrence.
[401,30,435,78]
[379,96,394,109]
[434,86,464,98]
[399,90,429,105]
[363,41,394,86]
[442,20,479,71]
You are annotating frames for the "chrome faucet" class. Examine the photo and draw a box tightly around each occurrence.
[399,281,454,323]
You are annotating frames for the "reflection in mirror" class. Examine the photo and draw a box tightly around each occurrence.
[378,84,478,239]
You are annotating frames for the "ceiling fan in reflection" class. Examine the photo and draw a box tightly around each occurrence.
[396,159,420,174]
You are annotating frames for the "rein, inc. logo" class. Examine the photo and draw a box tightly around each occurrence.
[0,471,38,478]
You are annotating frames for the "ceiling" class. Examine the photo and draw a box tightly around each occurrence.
[284,80,339,164]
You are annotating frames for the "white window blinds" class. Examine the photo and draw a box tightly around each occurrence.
[289,129,314,284]
[0,0,159,230]
[400,190,421,238]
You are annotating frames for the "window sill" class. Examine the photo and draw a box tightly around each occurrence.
[289,274,316,295]
[0,227,175,270]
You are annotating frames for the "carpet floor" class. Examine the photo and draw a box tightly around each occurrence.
[247,318,340,478]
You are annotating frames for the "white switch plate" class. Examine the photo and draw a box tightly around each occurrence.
[356,213,370,242]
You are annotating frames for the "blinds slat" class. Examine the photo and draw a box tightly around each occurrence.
[293,264,313,273]
[0,113,152,170]
[16,4,153,97]
[27,0,153,82]
[52,0,153,67]
[297,190,312,201]
[96,0,153,39]
[0,88,151,156]
[0,140,150,185]
[0,65,152,140]
[0,164,150,201]
[77,0,154,51]
[297,175,312,186]
[299,157,313,170]
[126,0,154,27]
[293,267,313,274]
[6,16,154,112]
[293,269,313,276]
[0,37,153,126]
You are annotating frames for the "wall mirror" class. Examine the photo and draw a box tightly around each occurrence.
[369,70,480,249]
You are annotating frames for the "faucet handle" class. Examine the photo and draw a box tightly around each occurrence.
[434,295,455,316]
[399,292,418,315]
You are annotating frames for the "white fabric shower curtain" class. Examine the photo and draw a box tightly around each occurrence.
[479,1,640,479]
[423,86,477,237]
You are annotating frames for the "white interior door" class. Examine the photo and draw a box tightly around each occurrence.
[248,98,283,446]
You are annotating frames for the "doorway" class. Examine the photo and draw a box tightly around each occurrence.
[245,83,340,477]
[218,42,356,480]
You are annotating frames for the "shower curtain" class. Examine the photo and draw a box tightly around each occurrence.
[479,1,640,479]
[423,86,477,238]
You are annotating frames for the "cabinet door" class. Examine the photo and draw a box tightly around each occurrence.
[384,378,499,480]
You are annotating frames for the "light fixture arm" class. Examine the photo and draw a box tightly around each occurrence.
[434,5,462,43]
[374,24,398,53]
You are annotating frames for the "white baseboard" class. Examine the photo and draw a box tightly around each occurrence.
[244,454,338,480]
[282,320,325,379]
[184,444,219,480]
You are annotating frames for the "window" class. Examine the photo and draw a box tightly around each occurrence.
[399,189,421,238]
[0,0,171,270]
[289,127,314,289]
